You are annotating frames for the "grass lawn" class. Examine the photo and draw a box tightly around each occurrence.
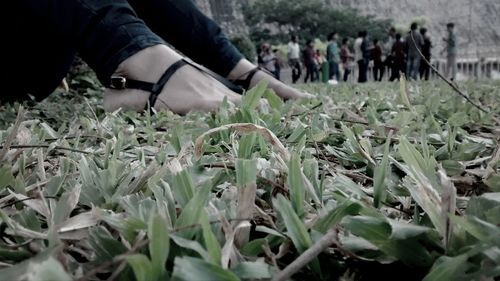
[0,76,499,281]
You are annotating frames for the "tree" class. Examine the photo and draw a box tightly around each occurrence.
[242,0,392,44]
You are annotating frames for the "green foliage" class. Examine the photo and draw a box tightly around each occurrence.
[0,77,499,280]
[243,0,393,44]
[230,36,257,62]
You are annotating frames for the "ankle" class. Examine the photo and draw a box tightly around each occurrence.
[113,44,182,83]
[227,59,255,80]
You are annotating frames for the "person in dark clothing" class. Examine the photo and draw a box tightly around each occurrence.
[390,33,406,81]
[419,28,432,80]
[2,0,310,114]
[303,40,317,83]
[355,31,369,83]
[272,49,282,80]
[372,39,384,81]
[405,22,424,80]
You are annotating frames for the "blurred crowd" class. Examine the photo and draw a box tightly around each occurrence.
[257,22,458,84]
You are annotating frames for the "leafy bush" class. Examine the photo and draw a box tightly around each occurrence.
[230,36,258,62]
[243,0,393,44]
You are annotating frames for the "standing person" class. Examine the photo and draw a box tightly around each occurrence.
[340,38,354,82]
[303,40,317,83]
[258,43,278,79]
[390,33,406,81]
[442,23,457,81]
[355,31,368,83]
[314,49,326,81]
[273,49,282,80]
[419,28,432,80]
[372,39,384,81]
[405,22,424,80]
[326,32,340,82]
[384,27,397,80]
[361,31,371,82]
[288,35,302,83]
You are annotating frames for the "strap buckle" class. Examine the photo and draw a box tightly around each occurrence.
[110,76,127,89]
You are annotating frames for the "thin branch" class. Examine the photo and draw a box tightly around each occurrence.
[409,32,489,114]
[0,196,58,209]
[272,229,338,281]
[0,145,93,155]
[330,117,399,131]
[290,102,324,117]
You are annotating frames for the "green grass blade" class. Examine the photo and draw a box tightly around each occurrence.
[373,132,392,208]
[148,215,170,281]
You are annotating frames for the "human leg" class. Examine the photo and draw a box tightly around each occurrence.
[2,2,77,102]
[413,56,421,80]
[334,62,340,81]
[291,60,302,83]
[129,0,311,99]
[450,55,457,80]
[9,0,245,113]
[304,64,311,83]
[406,57,413,79]
[357,60,364,83]
[343,66,351,82]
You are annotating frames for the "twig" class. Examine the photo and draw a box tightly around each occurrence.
[330,117,399,131]
[0,196,58,209]
[0,145,93,155]
[272,229,338,281]
[0,181,49,205]
[106,259,129,281]
[409,32,489,114]
[290,102,324,117]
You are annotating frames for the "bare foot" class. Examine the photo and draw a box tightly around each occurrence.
[104,44,242,114]
[227,59,314,99]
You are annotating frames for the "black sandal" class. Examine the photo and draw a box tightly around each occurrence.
[108,58,246,113]
[230,67,260,90]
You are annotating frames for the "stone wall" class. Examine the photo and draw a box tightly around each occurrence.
[195,0,248,35]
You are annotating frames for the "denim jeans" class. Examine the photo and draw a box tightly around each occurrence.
[329,61,340,81]
[2,0,243,102]
[406,56,421,80]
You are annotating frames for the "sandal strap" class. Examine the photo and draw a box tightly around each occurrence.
[148,59,187,109]
[231,67,259,90]
[108,58,246,113]
[108,59,188,112]
[183,60,245,95]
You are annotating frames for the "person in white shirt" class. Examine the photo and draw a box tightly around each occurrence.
[354,31,368,83]
[287,35,302,83]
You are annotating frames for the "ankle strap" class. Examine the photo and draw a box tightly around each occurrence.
[108,58,245,113]
[108,59,188,112]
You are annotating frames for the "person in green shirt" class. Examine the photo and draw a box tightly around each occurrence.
[327,32,341,82]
